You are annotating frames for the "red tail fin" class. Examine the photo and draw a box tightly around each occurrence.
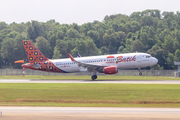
[22,40,49,64]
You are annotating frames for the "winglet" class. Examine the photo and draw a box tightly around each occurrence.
[77,53,81,57]
[67,53,75,61]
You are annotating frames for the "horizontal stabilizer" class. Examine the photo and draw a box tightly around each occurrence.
[15,60,24,63]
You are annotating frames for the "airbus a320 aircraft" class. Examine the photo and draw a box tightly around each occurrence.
[21,40,158,80]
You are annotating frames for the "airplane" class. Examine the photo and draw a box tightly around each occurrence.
[21,40,158,80]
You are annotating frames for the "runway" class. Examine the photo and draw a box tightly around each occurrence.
[1,80,180,119]
[0,79,180,84]
[0,81,180,120]
[0,107,180,120]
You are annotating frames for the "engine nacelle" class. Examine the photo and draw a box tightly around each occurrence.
[104,66,118,74]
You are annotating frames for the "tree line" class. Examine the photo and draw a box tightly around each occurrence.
[0,9,180,69]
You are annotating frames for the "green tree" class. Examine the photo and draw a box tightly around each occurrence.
[162,35,174,53]
[0,22,7,31]
[1,38,18,68]
[66,28,80,38]
[1,9,180,69]
[56,30,64,39]
[71,38,101,56]
[53,39,74,58]
[166,53,175,69]
[175,49,180,62]
[150,64,163,70]
[131,39,145,52]
[87,30,100,48]
[101,46,108,55]
[35,36,52,58]
[147,45,166,68]
[117,46,129,53]
[27,21,42,41]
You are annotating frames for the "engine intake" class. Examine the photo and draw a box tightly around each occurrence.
[104,66,118,74]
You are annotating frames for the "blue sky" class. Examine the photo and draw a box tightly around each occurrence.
[1,0,180,25]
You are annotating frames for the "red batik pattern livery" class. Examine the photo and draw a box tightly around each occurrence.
[23,40,48,63]
[22,40,66,73]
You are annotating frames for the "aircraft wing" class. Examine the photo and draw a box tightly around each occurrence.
[67,53,106,72]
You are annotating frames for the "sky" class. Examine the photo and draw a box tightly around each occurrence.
[1,0,180,25]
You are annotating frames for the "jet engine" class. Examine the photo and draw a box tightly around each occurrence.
[104,66,118,74]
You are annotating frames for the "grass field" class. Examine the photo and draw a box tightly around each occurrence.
[0,75,179,80]
[0,83,180,107]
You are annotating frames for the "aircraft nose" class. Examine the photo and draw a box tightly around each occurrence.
[154,58,158,64]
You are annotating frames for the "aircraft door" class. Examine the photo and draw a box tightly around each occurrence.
[137,54,142,63]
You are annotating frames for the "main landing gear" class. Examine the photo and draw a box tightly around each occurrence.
[91,75,97,80]
[91,71,97,80]
[138,68,142,76]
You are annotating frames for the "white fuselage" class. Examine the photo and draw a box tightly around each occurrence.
[50,53,158,73]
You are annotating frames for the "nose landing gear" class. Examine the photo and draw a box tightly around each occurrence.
[139,72,142,76]
[138,68,142,76]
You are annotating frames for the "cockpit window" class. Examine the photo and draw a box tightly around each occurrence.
[146,56,151,58]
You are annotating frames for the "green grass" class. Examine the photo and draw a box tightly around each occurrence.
[0,83,180,107]
[0,75,179,80]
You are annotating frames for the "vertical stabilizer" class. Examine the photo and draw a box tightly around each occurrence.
[22,40,66,73]
[22,40,49,64]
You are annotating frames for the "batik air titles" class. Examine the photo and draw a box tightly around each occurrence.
[21,40,158,80]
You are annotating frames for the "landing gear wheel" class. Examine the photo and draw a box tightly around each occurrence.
[94,75,97,79]
[91,75,97,80]
[139,72,142,76]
